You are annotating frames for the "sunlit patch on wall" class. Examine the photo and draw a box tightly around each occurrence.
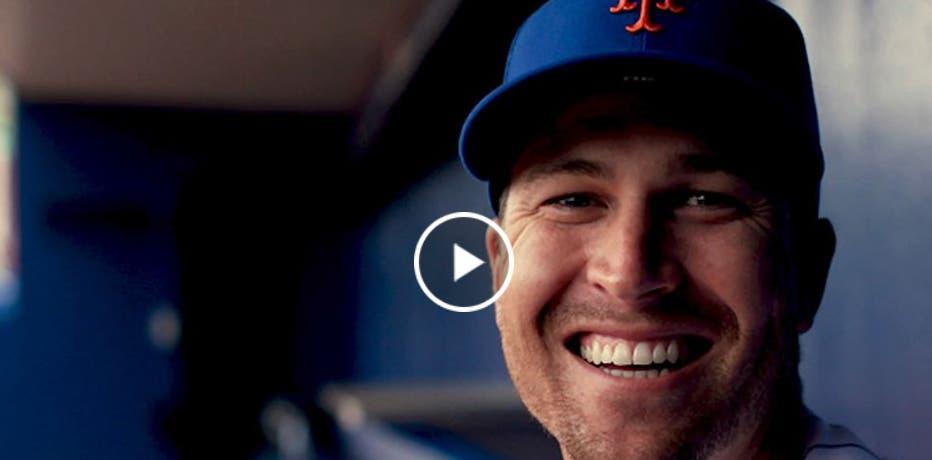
[0,76,18,320]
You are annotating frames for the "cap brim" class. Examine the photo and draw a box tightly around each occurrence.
[459,52,772,182]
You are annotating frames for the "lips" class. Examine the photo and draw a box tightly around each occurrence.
[569,332,713,379]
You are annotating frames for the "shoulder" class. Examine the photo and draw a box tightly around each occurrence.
[803,415,882,460]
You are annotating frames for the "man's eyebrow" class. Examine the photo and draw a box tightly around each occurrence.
[673,151,743,176]
[522,158,614,184]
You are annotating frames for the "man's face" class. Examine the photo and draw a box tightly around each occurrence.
[486,118,814,459]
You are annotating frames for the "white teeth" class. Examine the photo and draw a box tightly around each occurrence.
[594,367,666,380]
[632,342,653,365]
[580,338,686,372]
[612,342,632,365]
[600,343,613,364]
[666,341,679,364]
[652,343,667,364]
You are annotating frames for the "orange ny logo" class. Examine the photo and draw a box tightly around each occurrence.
[610,0,686,33]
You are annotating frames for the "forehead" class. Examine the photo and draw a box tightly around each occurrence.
[510,94,746,183]
[515,125,723,182]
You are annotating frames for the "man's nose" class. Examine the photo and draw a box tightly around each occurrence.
[585,201,681,307]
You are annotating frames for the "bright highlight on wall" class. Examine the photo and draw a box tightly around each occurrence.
[0,76,17,316]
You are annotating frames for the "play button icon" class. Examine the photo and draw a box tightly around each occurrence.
[414,212,514,313]
[453,244,485,282]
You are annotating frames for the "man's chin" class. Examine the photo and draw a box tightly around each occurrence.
[528,340,783,460]
[522,349,739,459]
[552,390,707,459]
[555,410,698,460]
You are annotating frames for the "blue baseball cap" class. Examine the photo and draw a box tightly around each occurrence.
[459,0,823,215]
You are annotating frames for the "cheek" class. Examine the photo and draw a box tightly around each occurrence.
[675,224,778,334]
[497,223,586,335]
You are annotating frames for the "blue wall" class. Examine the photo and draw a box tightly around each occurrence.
[0,103,187,459]
[354,162,507,383]
[778,2,932,459]
[0,102,358,459]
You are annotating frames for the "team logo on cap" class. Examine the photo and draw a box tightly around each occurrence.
[610,0,686,33]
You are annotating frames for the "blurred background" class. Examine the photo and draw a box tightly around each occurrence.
[0,0,928,459]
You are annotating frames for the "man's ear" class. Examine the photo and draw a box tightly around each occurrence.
[486,223,505,291]
[796,218,836,333]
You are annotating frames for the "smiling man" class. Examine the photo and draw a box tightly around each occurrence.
[458,0,879,459]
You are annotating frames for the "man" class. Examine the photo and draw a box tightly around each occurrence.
[458,0,879,458]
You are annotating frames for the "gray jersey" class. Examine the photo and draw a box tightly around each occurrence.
[804,415,881,460]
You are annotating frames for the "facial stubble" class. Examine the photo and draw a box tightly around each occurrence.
[499,295,802,460]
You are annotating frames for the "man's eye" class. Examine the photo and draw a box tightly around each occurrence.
[685,192,728,207]
[676,191,747,213]
[545,193,597,208]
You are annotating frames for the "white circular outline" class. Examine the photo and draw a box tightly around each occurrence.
[413,212,514,313]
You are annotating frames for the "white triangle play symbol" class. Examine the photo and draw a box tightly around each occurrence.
[453,243,485,282]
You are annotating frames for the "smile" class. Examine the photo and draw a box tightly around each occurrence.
[574,334,712,379]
